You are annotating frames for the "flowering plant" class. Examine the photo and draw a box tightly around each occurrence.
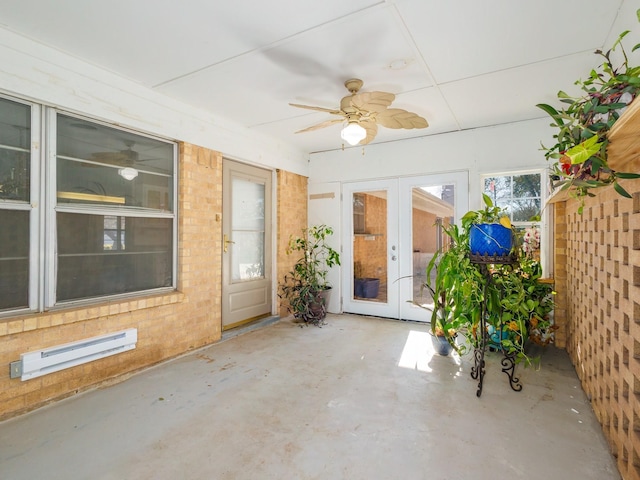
[522,226,540,258]
[537,13,640,212]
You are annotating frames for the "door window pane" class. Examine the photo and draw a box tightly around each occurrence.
[411,184,455,307]
[353,190,387,303]
[231,177,265,282]
[57,213,173,301]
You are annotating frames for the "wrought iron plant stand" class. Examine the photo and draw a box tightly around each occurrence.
[469,253,523,397]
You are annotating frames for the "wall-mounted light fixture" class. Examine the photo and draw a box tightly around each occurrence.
[118,167,138,181]
[340,122,366,146]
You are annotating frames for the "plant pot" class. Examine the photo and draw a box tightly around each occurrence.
[355,278,379,298]
[430,331,454,356]
[469,223,512,257]
[487,324,509,350]
[304,287,332,323]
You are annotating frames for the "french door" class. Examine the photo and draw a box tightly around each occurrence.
[341,172,468,322]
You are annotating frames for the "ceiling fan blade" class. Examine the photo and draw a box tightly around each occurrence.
[359,120,378,145]
[350,91,395,113]
[289,103,342,115]
[295,118,344,134]
[376,108,429,129]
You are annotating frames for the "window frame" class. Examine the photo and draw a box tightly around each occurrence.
[0,95,178,317]
[480,169,549,274]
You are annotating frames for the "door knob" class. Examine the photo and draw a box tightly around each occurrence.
[224,234,235,253]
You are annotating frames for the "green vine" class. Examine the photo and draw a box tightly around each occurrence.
[537,10,640,212]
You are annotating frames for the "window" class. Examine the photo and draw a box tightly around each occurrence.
[0,95,177,313]
[482,171,546,270]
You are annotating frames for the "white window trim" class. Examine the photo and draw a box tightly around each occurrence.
[480,169,550,275]
[0,96,178,317]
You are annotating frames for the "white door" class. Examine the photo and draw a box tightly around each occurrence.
[342,179,399,318]
[342,172,468,321]
[222,160,272,330]
[398,172,468,321]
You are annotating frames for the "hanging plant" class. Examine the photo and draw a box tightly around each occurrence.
[537,10,640,213]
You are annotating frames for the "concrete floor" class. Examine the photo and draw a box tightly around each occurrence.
[0,314,620,480]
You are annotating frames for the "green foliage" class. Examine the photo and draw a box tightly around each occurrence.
[425,206,555,365]
[279,224,341,326]
[461,193,507,227]
[537,14,640,208]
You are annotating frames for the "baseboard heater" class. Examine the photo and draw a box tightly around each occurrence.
[10,328,137,381]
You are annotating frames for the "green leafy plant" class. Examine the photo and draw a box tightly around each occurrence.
[425,201,555,365]
[461,193,510,227]
[537,10,640,212]
[279,224,341,326]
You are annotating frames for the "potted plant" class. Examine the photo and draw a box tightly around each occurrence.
[425,199,556,365]
[279,224,341,326]
[463,193,514,258]
[537,10,640,212]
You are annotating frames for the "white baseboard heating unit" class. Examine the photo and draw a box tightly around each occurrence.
[10,328,137,381]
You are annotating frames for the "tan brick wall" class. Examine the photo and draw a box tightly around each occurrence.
[413,209,438,253]
[0,142,223,420]
[276,169,308,318]
[554,179,640,479]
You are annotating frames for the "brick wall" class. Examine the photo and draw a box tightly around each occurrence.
[276,169,308,318]
[0,142,224,420]
[412,209,438,253]
[553,179,640,479]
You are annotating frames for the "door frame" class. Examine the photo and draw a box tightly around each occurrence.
[341,172,469,321]
[341,179,400,318]
[398,171,469,321]
[221,159,275,330]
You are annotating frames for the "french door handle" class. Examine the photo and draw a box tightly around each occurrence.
[224,234,235,253]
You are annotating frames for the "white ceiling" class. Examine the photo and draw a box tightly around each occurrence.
[0,0,635,154]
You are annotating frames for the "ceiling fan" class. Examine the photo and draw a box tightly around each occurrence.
[90,140,139,166]
[290,78,428,146]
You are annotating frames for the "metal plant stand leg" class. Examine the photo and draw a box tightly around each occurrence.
[501,351,522,392]
[470,289,487,397]
[469,253,523,397]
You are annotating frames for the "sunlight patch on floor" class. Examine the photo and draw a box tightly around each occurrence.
[398,330,434,372]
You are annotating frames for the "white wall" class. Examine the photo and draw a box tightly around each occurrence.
[307,182,342,313]
[308,118,555,211]
[0,28,309,175]
[307,118,557,313]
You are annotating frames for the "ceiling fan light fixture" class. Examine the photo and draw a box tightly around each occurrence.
[341,122,366,146]
[118,167,139,181]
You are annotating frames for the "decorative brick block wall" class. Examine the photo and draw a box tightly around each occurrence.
[0,142,223,420]
[276,169,308,318]
[553,179,640,479]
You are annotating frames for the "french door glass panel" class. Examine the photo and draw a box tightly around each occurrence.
[342,180,399,319]
[342,173,468,321]
[398,173,468,322]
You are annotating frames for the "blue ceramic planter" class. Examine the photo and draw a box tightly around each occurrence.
[430,332,454,356]
[469,223,512,257]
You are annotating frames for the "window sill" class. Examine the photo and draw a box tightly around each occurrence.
[0,290,185,336]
